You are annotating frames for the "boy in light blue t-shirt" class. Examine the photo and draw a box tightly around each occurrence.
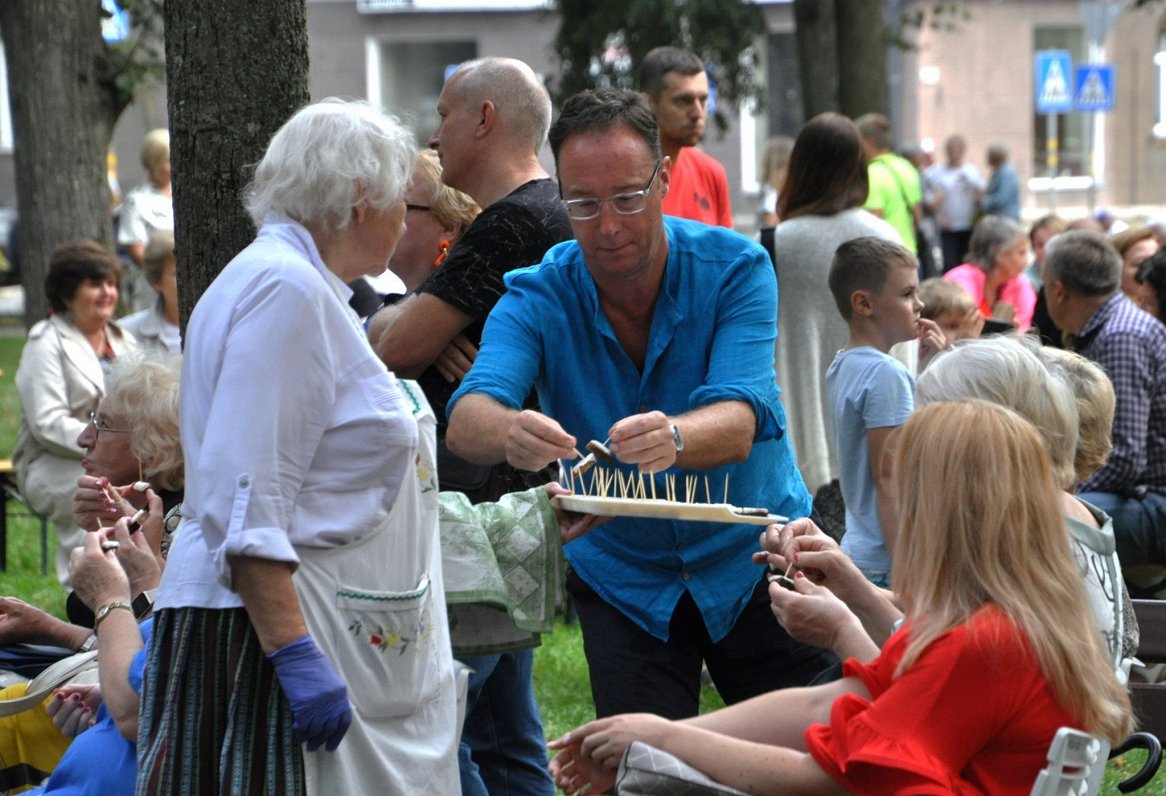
[825,237,946,586]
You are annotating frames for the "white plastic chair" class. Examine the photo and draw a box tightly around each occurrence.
[1031,728,1106,796]
[1031,727,1161,796]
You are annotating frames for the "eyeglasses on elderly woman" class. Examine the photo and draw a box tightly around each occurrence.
[87,411,131,441]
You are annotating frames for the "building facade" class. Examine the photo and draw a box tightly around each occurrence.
[2,0,1165,231]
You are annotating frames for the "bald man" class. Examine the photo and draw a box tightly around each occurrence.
[369,57,572,796]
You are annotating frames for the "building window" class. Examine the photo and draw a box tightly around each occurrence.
[1031,27,1090,179]
[1155,26,1166,139]
[369,40,476,147]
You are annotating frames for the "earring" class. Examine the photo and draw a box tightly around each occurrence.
[434,239,452,267]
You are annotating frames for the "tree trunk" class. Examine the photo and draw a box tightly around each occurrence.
[163,0,309,332]
[793,0,838,120]
[0,0,122,326]
[835,0,888,118]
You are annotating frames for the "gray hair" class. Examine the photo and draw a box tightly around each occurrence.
[916,336,1079,489]
[447,58,551,155]
[1044,230,1122,297]
[104,351,184,492]
[968,215,1024,272]
[244,98,414,235]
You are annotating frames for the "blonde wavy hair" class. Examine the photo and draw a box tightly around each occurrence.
[411,149,480,231]
[104,352,184,491]
[1036,347,1116,484]
[892,401,1131,743]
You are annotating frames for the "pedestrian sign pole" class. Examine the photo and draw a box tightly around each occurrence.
[1074,62,1115,213]
[1035,50,1073,212]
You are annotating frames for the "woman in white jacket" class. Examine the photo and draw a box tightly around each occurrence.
[14,239,136,586]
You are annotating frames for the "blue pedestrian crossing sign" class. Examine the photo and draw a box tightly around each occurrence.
[1074,64,1115,112]
[1035,50,1073,114]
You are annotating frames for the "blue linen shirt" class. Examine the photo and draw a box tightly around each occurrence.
[448,216,812,642]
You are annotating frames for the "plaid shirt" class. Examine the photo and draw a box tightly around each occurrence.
[1075,292,1166,495]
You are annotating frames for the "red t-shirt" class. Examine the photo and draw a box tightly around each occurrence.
[662,147,732,228]
[806,605,1078,795]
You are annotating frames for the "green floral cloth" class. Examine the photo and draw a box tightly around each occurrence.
[439,488,567,656]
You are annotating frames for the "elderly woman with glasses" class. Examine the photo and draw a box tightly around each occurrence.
[0,352,180,658]
[137,99,459,795]
[14,239,137,587]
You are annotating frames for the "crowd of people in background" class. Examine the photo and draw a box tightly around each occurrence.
[2,45,1163,796]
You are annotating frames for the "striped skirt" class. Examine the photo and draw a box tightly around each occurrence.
[136,607,304,795]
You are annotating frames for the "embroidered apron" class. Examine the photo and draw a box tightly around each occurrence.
[293,382,460,795]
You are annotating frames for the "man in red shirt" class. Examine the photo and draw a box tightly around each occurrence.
[639,47,733,228]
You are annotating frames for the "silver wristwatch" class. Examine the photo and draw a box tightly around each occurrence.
[669,422,684,453]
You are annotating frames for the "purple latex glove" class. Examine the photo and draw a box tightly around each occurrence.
[267,634,352,752]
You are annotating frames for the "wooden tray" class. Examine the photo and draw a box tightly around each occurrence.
[553,495,786,526]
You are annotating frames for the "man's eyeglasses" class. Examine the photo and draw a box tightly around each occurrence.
[561,161,661,221]
[88,411,130,440]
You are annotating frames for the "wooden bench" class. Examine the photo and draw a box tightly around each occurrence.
[1131,599,1166,740]
[0,458,48,574]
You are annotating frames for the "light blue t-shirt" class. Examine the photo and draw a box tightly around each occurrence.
[826,346,915,574]
[449,216,812,642]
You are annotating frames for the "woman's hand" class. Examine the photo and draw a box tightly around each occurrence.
[548,713,672,795]
[113,490,165,596]
[46,683,101,737]
[544,482,610,544]
[753,517,837,574]
[69,523,132,612]
[73,476,129,533]
[769,574,879,661]
[0,597,69,647]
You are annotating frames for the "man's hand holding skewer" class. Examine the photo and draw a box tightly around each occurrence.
[607,411,677,473]
[506,409,577,472]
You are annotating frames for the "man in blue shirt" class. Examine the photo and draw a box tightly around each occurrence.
[446,88,833,719]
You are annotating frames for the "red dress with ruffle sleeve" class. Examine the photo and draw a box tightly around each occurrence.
[805,605,1078,795]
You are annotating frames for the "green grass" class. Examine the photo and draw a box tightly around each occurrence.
[533,620,726,744]
[0,333,1162,792]
[1,334,68,617]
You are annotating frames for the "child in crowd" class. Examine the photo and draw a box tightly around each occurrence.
[825,237,945,585]
[918,277,984,344]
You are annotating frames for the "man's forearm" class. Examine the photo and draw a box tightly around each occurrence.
[446,393,516,466]
[674,400,755,470]
[373,293,474,378]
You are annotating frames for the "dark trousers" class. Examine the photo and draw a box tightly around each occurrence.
[940,229,974,273]
[566,570,837,720]
[1081,489,1166,570]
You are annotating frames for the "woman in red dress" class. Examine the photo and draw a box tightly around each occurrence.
[548,400,1133,796]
